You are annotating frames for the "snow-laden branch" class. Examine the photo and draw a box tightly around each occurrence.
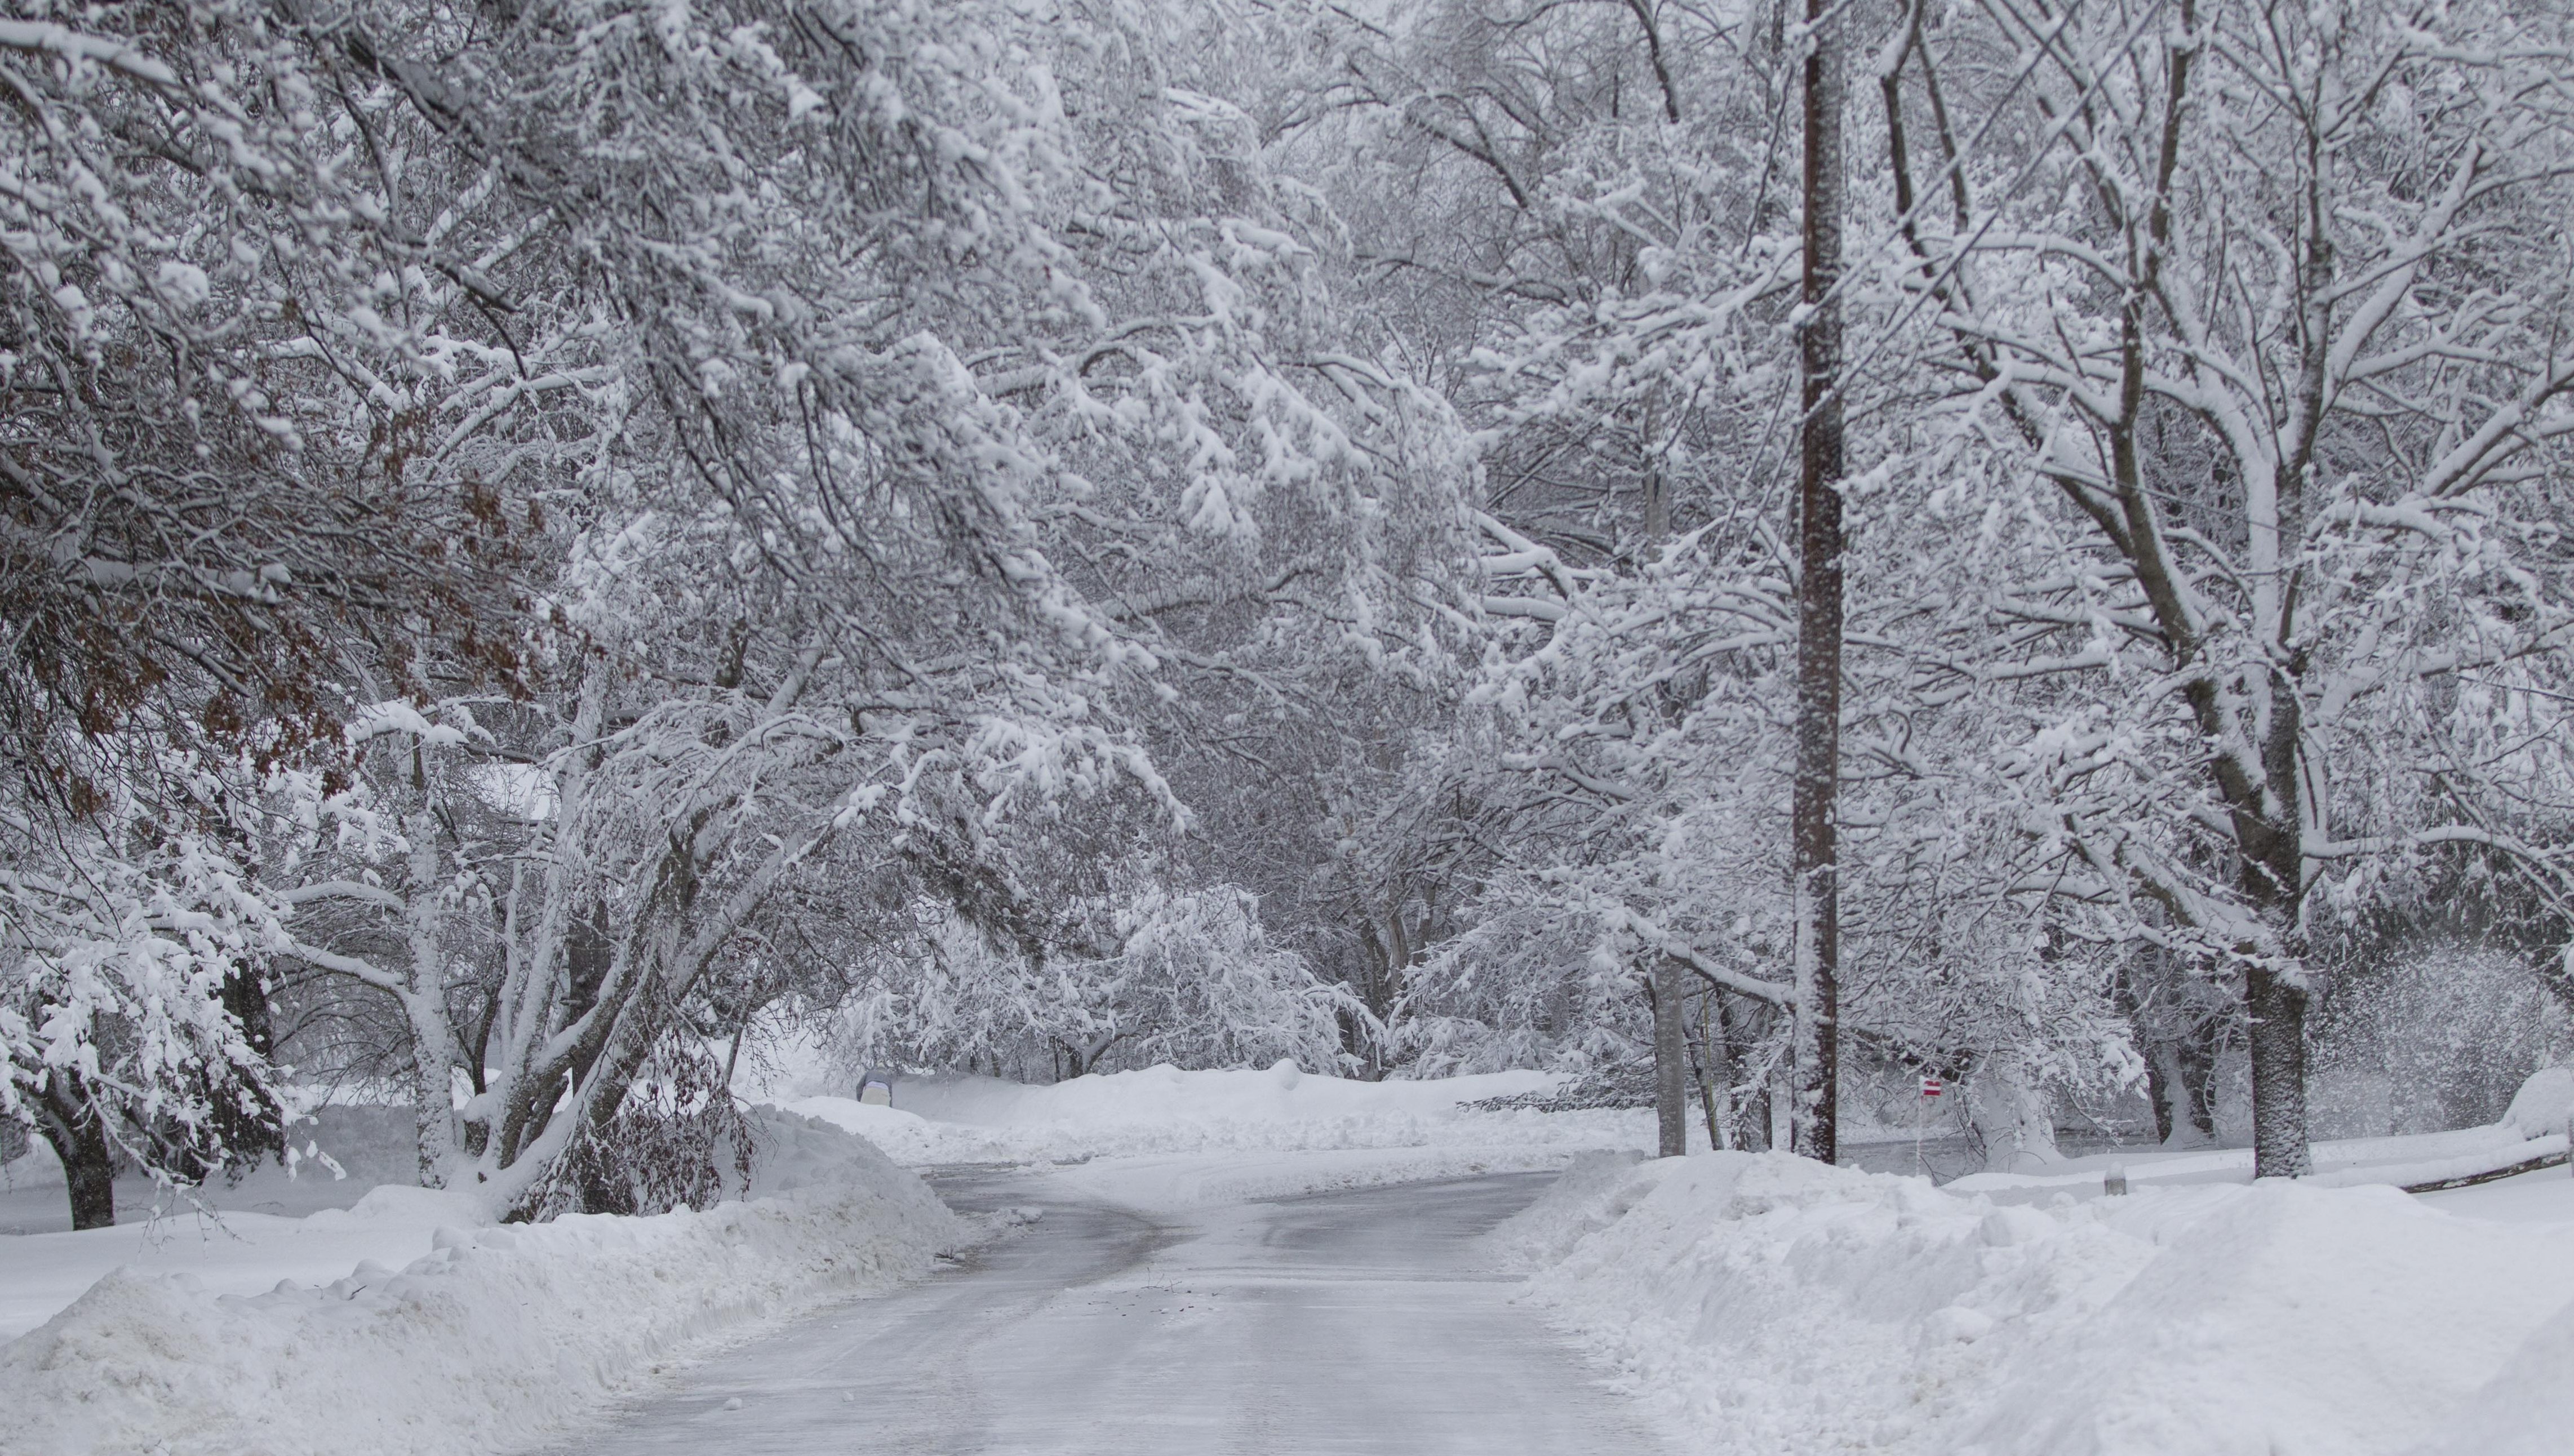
[1617,907,1793,1005]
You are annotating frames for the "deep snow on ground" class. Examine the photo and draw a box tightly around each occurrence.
[0,1110,964,1456]
[0,1104,461,1339]
[1495,1147,2574,1456]
[0,1182,489,1344]
[1939,1067,2574,1206]
[782,1062,1672,1211]
[2420,1162,2574,1222]
[0,1068,1658,1456]
[7,1063,2573,1456]
[779,1060,1671,1174]
[0,1102,424,1236]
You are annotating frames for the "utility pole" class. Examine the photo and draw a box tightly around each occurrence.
[1790,0,1845,1165]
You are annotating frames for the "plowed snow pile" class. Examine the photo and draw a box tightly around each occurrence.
[782,1060,1657,1169]
[1496,1151,2574,1456]
[0,1109,964,1456]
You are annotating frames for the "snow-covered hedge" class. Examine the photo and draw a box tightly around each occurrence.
[1494,1151,2574,1456]
[0,1110,964,1456]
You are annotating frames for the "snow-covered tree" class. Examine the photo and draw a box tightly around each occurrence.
[2,0,539,1224]
[243,0,1474,1211]
[1897,0,2574,1174]
[832,880,1354,1081]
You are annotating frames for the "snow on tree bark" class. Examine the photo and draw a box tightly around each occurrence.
[1790,0,1847,1167]
[1652,955,1688,1157]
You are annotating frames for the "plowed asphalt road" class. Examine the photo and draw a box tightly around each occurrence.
[548,1169,1667,1455]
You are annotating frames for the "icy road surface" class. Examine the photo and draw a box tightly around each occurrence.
[552,1170,1667,1455]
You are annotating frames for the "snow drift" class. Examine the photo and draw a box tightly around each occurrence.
[1496,1151,2574,1456]
[0,1109,964,1456]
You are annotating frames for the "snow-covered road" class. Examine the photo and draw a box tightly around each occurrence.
[548,1171,1667,1455]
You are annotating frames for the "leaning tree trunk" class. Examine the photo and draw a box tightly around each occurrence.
[1789,0,1847,1166]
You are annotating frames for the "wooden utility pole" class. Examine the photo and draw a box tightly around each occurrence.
[1790,0,1845,1165]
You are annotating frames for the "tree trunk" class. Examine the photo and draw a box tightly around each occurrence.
[1789,0,1847,1166]
[2145,1041,2180,1144]
[61,1136,115,1231]
[1693,990,1732,1151]
[2115,943,2217,1147]
[2246,966,2312,1177]
[2238,695,2314,1177]
[2147,1028,2218,1146]
[2175,1028,2218,1143]
[36,1087,117,1231]
[210,968,283,1174]
[1651,958,1688,1157]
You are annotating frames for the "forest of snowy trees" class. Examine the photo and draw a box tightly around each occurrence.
[8,0,2574,1227]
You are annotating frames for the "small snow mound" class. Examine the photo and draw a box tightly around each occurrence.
[2500,1067,2574,1139]
[1270,1058,1302,1091]
[1972,1181,2568,1455]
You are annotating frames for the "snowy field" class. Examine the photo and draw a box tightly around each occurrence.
[3,1065,2572,1455]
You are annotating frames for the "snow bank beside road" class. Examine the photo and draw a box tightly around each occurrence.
[0,1182,487,1343]
[1041,1143,1586,1212]
[0,1109,964,1456]
[784,1062,1657,1168]
[1946,1121,2555,1199]
[1497,1151,2574,1456]
[787,1063,1659,1215]
[893,1060,1557,1124]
